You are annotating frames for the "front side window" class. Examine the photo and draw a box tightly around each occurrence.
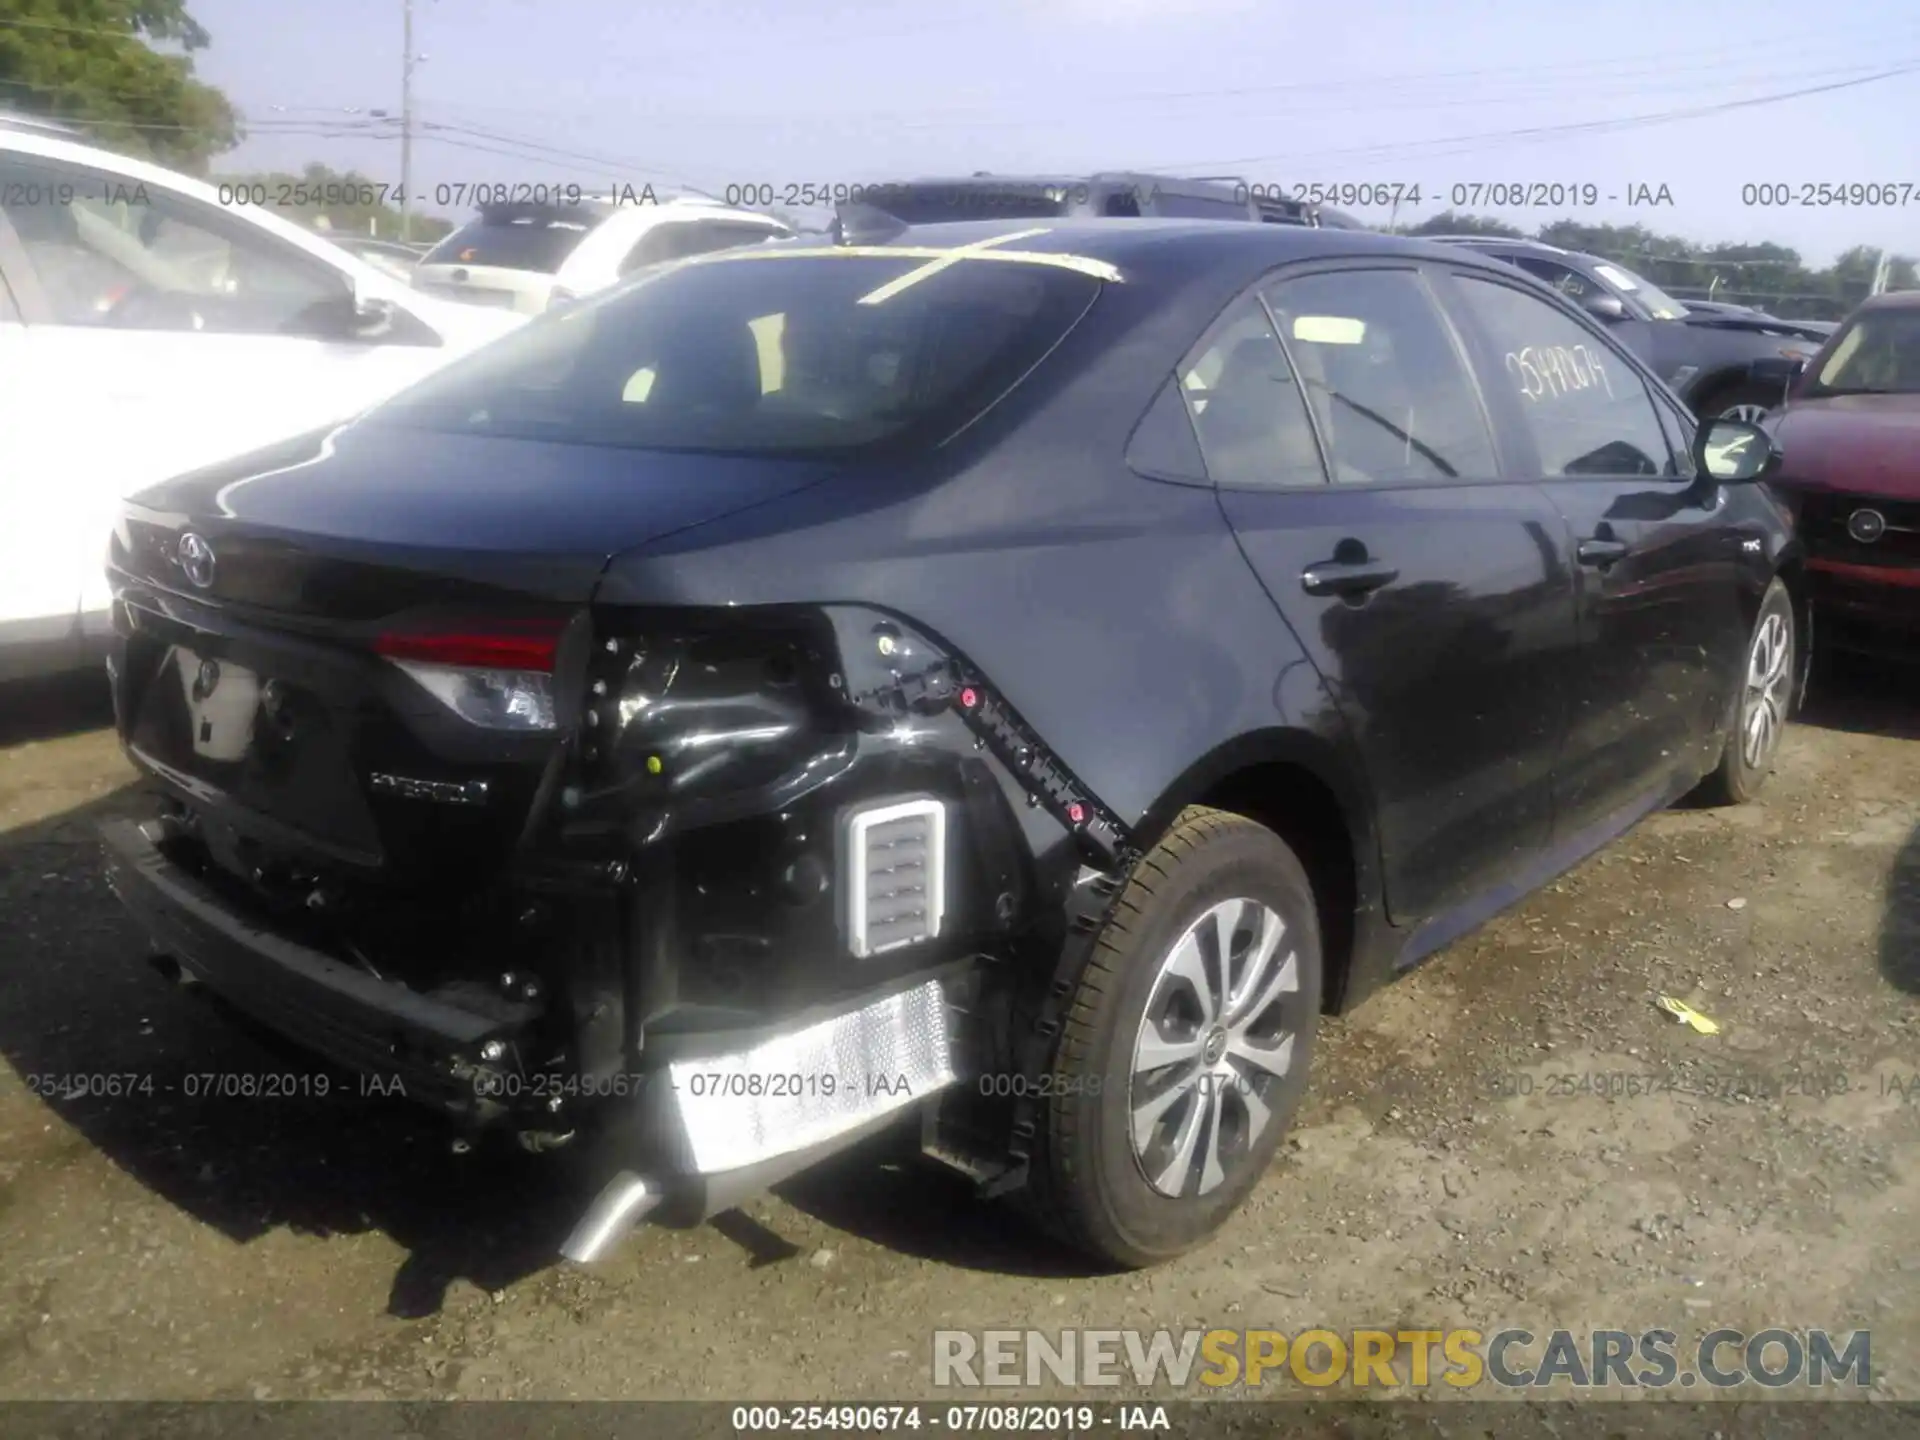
[1451,274,1672,478]
[1262,268,1500,484]
[0,156,347,335]
[1512,255,1602,304]
[368,251,1102,455]
[1809,307,1920,395]
[1176,297,1326,489]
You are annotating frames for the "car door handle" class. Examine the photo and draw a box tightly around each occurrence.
[1576,538,1631,566]
[1300,558,1400,598]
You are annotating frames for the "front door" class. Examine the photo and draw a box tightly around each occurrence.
[1191,264,1580,926]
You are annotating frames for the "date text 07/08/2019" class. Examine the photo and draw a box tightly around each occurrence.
[729,1403,1162,1432]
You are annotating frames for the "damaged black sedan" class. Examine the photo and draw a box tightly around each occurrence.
[101,218,1800,1270]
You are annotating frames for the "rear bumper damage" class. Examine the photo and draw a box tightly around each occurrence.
[105,815,963,1240]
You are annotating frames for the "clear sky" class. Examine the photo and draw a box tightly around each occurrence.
[188,0,1920,266]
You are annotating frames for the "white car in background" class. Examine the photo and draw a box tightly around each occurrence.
[0,119,525,683]
[413,193,792,315]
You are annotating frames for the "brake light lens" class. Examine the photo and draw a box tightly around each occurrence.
[376,619,564,731]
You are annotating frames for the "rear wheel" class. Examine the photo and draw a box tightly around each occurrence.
[1023,807,1323,1268]
[1697,577,1795,805]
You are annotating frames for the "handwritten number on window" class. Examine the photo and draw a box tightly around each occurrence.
[1504,344,1613,403]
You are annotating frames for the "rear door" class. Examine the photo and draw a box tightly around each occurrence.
[1436,266,1749,837]
[1199,262,1580,926]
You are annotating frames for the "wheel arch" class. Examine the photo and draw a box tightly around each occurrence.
[1772,546,1813,711]
[1133,728,1383,1014]
[1686,362,1767,414]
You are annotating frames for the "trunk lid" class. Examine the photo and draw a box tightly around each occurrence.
[109,423,840,887]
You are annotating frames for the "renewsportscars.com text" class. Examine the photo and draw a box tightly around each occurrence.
[932,1327,1872,1390]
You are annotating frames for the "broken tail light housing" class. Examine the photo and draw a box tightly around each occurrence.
[376,617,568,731]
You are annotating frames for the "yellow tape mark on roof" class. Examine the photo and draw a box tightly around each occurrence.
[692,231,1125,291]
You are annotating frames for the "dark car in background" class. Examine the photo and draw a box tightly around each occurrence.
[1431,236,1823,422]
[1755,290,1920,657]
[1683,299,1837,343]
[99,219,1798,1272]
[852,171,1366,229]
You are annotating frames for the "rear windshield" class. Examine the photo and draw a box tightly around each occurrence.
[860,184,1077,223]
[367,250,1105,455]
[421,211,598,273]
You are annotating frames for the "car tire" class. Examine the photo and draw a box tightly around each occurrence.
[1696,577,1795,805]
[1021,806,1323,1268]
[1703,382,1782,425]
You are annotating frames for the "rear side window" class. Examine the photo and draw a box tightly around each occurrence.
[1153,191,1250,219]
[369,252,1102,455]
[1176,297,1326,489]
[1262,269,1499,484]
[422,208,599,273]
[861,184,1075,223]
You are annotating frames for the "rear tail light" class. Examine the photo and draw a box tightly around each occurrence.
[376,618,565,731]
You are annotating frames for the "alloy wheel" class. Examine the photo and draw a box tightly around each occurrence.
[1721,402,1773,424]
[1128,897,1301,1198]
[1741,610,1792,770]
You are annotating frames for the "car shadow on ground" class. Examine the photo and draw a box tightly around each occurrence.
[1797,649,1920,742]
[772,1139,1108,1279]
[0,671,114,747]
[1795,651,1920,996]
[0,769,623,1319]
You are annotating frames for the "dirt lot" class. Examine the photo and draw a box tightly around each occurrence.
[0,660,1915,1406]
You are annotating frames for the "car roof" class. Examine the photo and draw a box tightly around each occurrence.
[736,215,1488,281]
[1857,289,1920,310]
[1426,235,1573,257]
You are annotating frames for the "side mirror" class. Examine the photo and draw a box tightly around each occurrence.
[1580,292,1629,322]
[1693,416,1781,485]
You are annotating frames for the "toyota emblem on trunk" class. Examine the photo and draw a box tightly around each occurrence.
[178,532,216,588]
[1847,508,1886,544]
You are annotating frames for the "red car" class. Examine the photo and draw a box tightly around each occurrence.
[1758,291,1920,656]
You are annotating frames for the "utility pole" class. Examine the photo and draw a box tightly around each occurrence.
[400,0,415,242]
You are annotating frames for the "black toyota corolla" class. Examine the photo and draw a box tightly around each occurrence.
[100,217,1803,1269]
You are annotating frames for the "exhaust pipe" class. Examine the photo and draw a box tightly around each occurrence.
[560,1170,661,1264]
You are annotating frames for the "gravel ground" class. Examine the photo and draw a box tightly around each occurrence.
[0,659,1914,1406]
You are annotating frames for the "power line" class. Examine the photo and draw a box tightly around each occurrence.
[1157,62,1920,172]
